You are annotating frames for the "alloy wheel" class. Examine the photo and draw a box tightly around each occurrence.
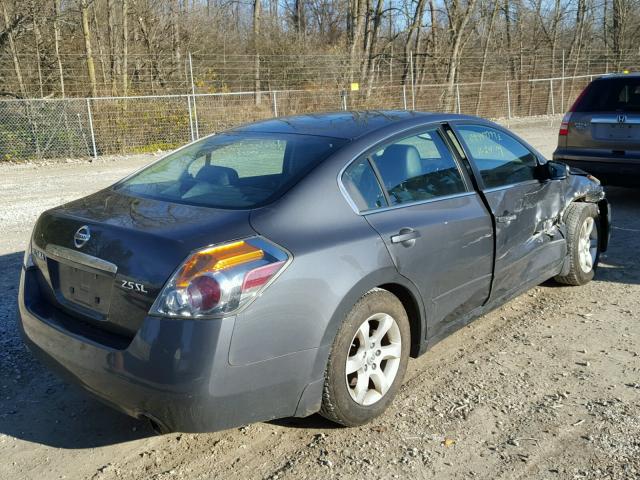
[578,216,598,274]
[345,312,402,406]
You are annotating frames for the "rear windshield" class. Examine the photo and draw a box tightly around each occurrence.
[575,77,640,112]
[115,132,346,209]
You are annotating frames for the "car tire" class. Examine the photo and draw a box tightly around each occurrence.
[555,202,601,286]
[319,288,410,427]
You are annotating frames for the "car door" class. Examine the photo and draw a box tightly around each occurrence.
[341,125,494,339]
[451,123,567,301]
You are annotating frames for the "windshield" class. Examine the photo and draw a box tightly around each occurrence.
[115,132,346,209]
[575,77,640,112]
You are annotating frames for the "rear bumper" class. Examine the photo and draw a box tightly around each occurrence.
[553,149,640,186]
[18,266,325,432]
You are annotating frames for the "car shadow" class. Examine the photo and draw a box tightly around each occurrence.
[268,414,342,430]
[0,251,152,449]
[593,186,640,286]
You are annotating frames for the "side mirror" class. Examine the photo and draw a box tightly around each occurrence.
[544,160,569,181]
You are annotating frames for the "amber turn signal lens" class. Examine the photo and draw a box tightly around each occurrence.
[176,241,264,287]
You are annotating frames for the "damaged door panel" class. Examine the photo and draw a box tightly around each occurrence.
[482,180,567,300]
[451,124,568,301]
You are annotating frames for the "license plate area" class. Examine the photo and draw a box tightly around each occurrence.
[56,263,114,315]
[593,123,640,141]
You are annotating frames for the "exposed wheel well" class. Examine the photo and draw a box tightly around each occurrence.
[377,283,423,358]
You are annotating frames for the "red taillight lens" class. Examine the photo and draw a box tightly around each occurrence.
[559,113,571,136]
[187,276,221,311]
[242,261,286,292]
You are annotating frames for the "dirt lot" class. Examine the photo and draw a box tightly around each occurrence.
[1,118,639,480]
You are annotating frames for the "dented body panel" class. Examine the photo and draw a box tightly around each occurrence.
[481,180,567,301]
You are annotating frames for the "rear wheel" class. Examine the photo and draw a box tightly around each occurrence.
[555,203,600,286]
[320,288,410,427]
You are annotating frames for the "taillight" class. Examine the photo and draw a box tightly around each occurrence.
[150,237,290,318]
[559,112,571,136]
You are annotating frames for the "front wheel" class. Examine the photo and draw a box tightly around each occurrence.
[555,203,600,286]
[319,288,410,427]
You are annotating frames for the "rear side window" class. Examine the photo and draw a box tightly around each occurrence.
[342,159,387,211]
[456,125,538,189]
[116,133,346,209]
[575,78,640,112]
[370,129,467,205]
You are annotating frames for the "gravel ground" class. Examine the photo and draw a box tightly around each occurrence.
[1,117,639,480]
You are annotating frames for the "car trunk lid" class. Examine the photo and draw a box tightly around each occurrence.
[31,189,255,339]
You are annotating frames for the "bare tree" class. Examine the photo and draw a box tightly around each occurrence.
[53,0,66,97]
[0,0,26,97]
[475,0,500,115]
[443,0,478,111]
[80,0,98,97]
[122,0,129,95]
[253,0,262,103]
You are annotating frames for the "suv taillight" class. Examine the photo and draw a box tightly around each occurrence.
[150,237,290,318]
[559,112,571,136]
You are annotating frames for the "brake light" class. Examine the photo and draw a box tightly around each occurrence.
[559,113,571,136]
[151,237,290,318]
[242,261,286,292]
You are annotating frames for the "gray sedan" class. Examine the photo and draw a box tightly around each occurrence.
[18,111,610,433]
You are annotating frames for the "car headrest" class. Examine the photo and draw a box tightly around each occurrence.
[195,165,239,186]
[376,144,422,189]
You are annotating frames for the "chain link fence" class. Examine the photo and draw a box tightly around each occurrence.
[0,73,596,161]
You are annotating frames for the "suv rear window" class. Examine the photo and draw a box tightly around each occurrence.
[575,77,640,112]
[116,133,345,209]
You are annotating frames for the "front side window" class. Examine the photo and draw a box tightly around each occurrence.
[455,125,538,189]
[369,128,467,205]
[116,133,346,209]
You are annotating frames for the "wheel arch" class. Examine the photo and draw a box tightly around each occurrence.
[322,269,426,350]
[377,282,424,358]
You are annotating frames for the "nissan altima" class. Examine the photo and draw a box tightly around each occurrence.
[18,111,610,433]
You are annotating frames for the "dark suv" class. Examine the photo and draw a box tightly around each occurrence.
[553,73,640,186]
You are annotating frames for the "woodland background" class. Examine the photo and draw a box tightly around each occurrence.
[1,0,639,159]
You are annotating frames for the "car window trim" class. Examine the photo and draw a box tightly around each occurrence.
[449,122,543,191]
[482,179,541,193]
[360,191,478,216]
[337,121,471,215]
[366,156,393,207]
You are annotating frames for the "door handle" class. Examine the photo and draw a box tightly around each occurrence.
[391,228,420,245]
[496,213,517,223]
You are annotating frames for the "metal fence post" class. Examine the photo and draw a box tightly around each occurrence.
[550,79,555,115]
[188,52,199,139]
[402,84,407,110]
[86,98,97,159]
[506,81,512,119]
[186,95,194,142]
[342,90,347,110]
[272,91,278,117]
[409,51,415,110]
[561,50,565,111]
[455,84,461,114]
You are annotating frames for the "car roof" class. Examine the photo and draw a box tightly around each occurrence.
[232,110,480,140]
[595,72,640,80]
